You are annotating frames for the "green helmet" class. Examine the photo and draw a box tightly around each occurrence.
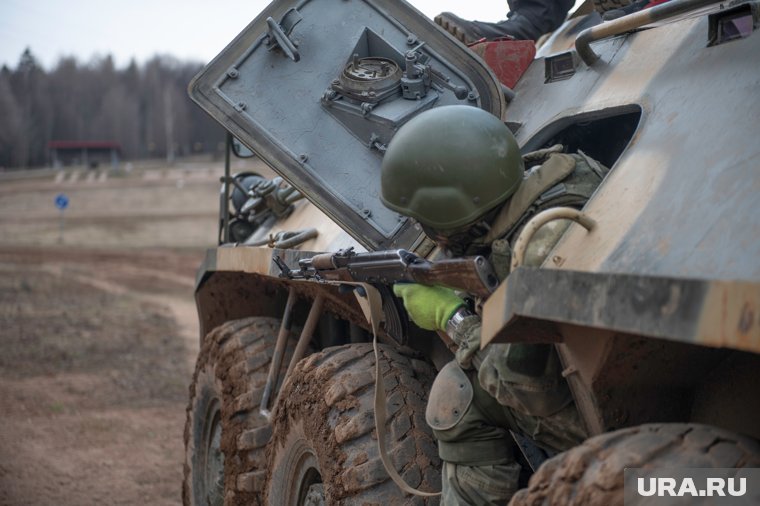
[380,105,523,231]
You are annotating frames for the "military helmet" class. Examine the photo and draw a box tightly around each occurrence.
[380,105,523,231]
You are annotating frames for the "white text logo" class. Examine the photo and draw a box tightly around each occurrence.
[637,478,747,497]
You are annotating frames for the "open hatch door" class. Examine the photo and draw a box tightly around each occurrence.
[189,0,506,251]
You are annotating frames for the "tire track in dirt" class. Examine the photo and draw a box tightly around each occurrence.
[0,246,204,506]
[34,260,200,367]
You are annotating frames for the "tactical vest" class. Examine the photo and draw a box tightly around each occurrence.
[480,146,608,417]
[483,145,609,279]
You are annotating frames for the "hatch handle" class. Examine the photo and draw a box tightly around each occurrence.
[511,207,596,271]
[576,0,722,66]
[266,8,302,62]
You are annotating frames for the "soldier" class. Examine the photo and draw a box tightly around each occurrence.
[381,105,609,504]
[434,0,576,43]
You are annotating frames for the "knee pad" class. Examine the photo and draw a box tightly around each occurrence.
[426,361,473,431]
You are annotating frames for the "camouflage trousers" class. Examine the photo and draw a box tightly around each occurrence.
[432,363,587,505]
[442,461,522,505]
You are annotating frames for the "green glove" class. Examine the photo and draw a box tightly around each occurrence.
[393,283,465,331]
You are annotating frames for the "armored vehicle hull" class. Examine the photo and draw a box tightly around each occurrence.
[184,0,760,504]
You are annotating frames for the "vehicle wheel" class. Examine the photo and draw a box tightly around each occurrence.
[593,0,633,13]
[509,423,760,506]
[265,343,441,505]
[183,317,300,506]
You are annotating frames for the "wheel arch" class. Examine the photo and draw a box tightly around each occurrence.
[194,246,452,369]
[196,269,372,346]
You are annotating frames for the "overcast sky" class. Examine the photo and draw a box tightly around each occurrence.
[0,0,518,70]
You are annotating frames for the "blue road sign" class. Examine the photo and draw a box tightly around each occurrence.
[55,193,69,210]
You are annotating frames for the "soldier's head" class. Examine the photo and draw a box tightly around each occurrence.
[380,105,523,254]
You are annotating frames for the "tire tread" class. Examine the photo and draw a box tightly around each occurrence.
[267,343,440,505]
[184,317,299,506]
[509,423,760,506]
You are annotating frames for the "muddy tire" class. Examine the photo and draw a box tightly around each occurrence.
[184,317,299,506]
[509,423,760,506]
[265,343,441,505]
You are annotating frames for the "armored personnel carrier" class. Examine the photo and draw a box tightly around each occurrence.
[183,0,760,504]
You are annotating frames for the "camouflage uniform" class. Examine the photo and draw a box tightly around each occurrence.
[426,147,608,504]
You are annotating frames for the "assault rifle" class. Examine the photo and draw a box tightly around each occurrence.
[273,247,499,298]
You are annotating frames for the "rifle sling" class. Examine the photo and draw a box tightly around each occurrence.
[362,284,442,498]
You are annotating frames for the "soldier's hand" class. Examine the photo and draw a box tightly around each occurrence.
[392,283,465,331]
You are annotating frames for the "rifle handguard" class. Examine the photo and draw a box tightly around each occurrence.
[309,252,337,269]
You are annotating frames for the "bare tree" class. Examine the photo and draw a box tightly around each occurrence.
[0,69,23,168]
[0,49,223,169]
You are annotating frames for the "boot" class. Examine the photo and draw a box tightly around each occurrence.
[434,11,544,43]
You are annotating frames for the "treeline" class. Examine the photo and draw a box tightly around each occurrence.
[0,49,224,169]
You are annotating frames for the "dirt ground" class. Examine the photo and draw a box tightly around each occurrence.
[0,157,264,505]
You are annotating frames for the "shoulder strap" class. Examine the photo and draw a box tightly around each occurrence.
[482,153,576,244]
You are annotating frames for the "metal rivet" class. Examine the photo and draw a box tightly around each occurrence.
[227,68,239,78]
[299,153,308,162]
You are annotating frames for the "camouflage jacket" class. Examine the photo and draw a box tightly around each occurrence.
[453,147,608,417]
